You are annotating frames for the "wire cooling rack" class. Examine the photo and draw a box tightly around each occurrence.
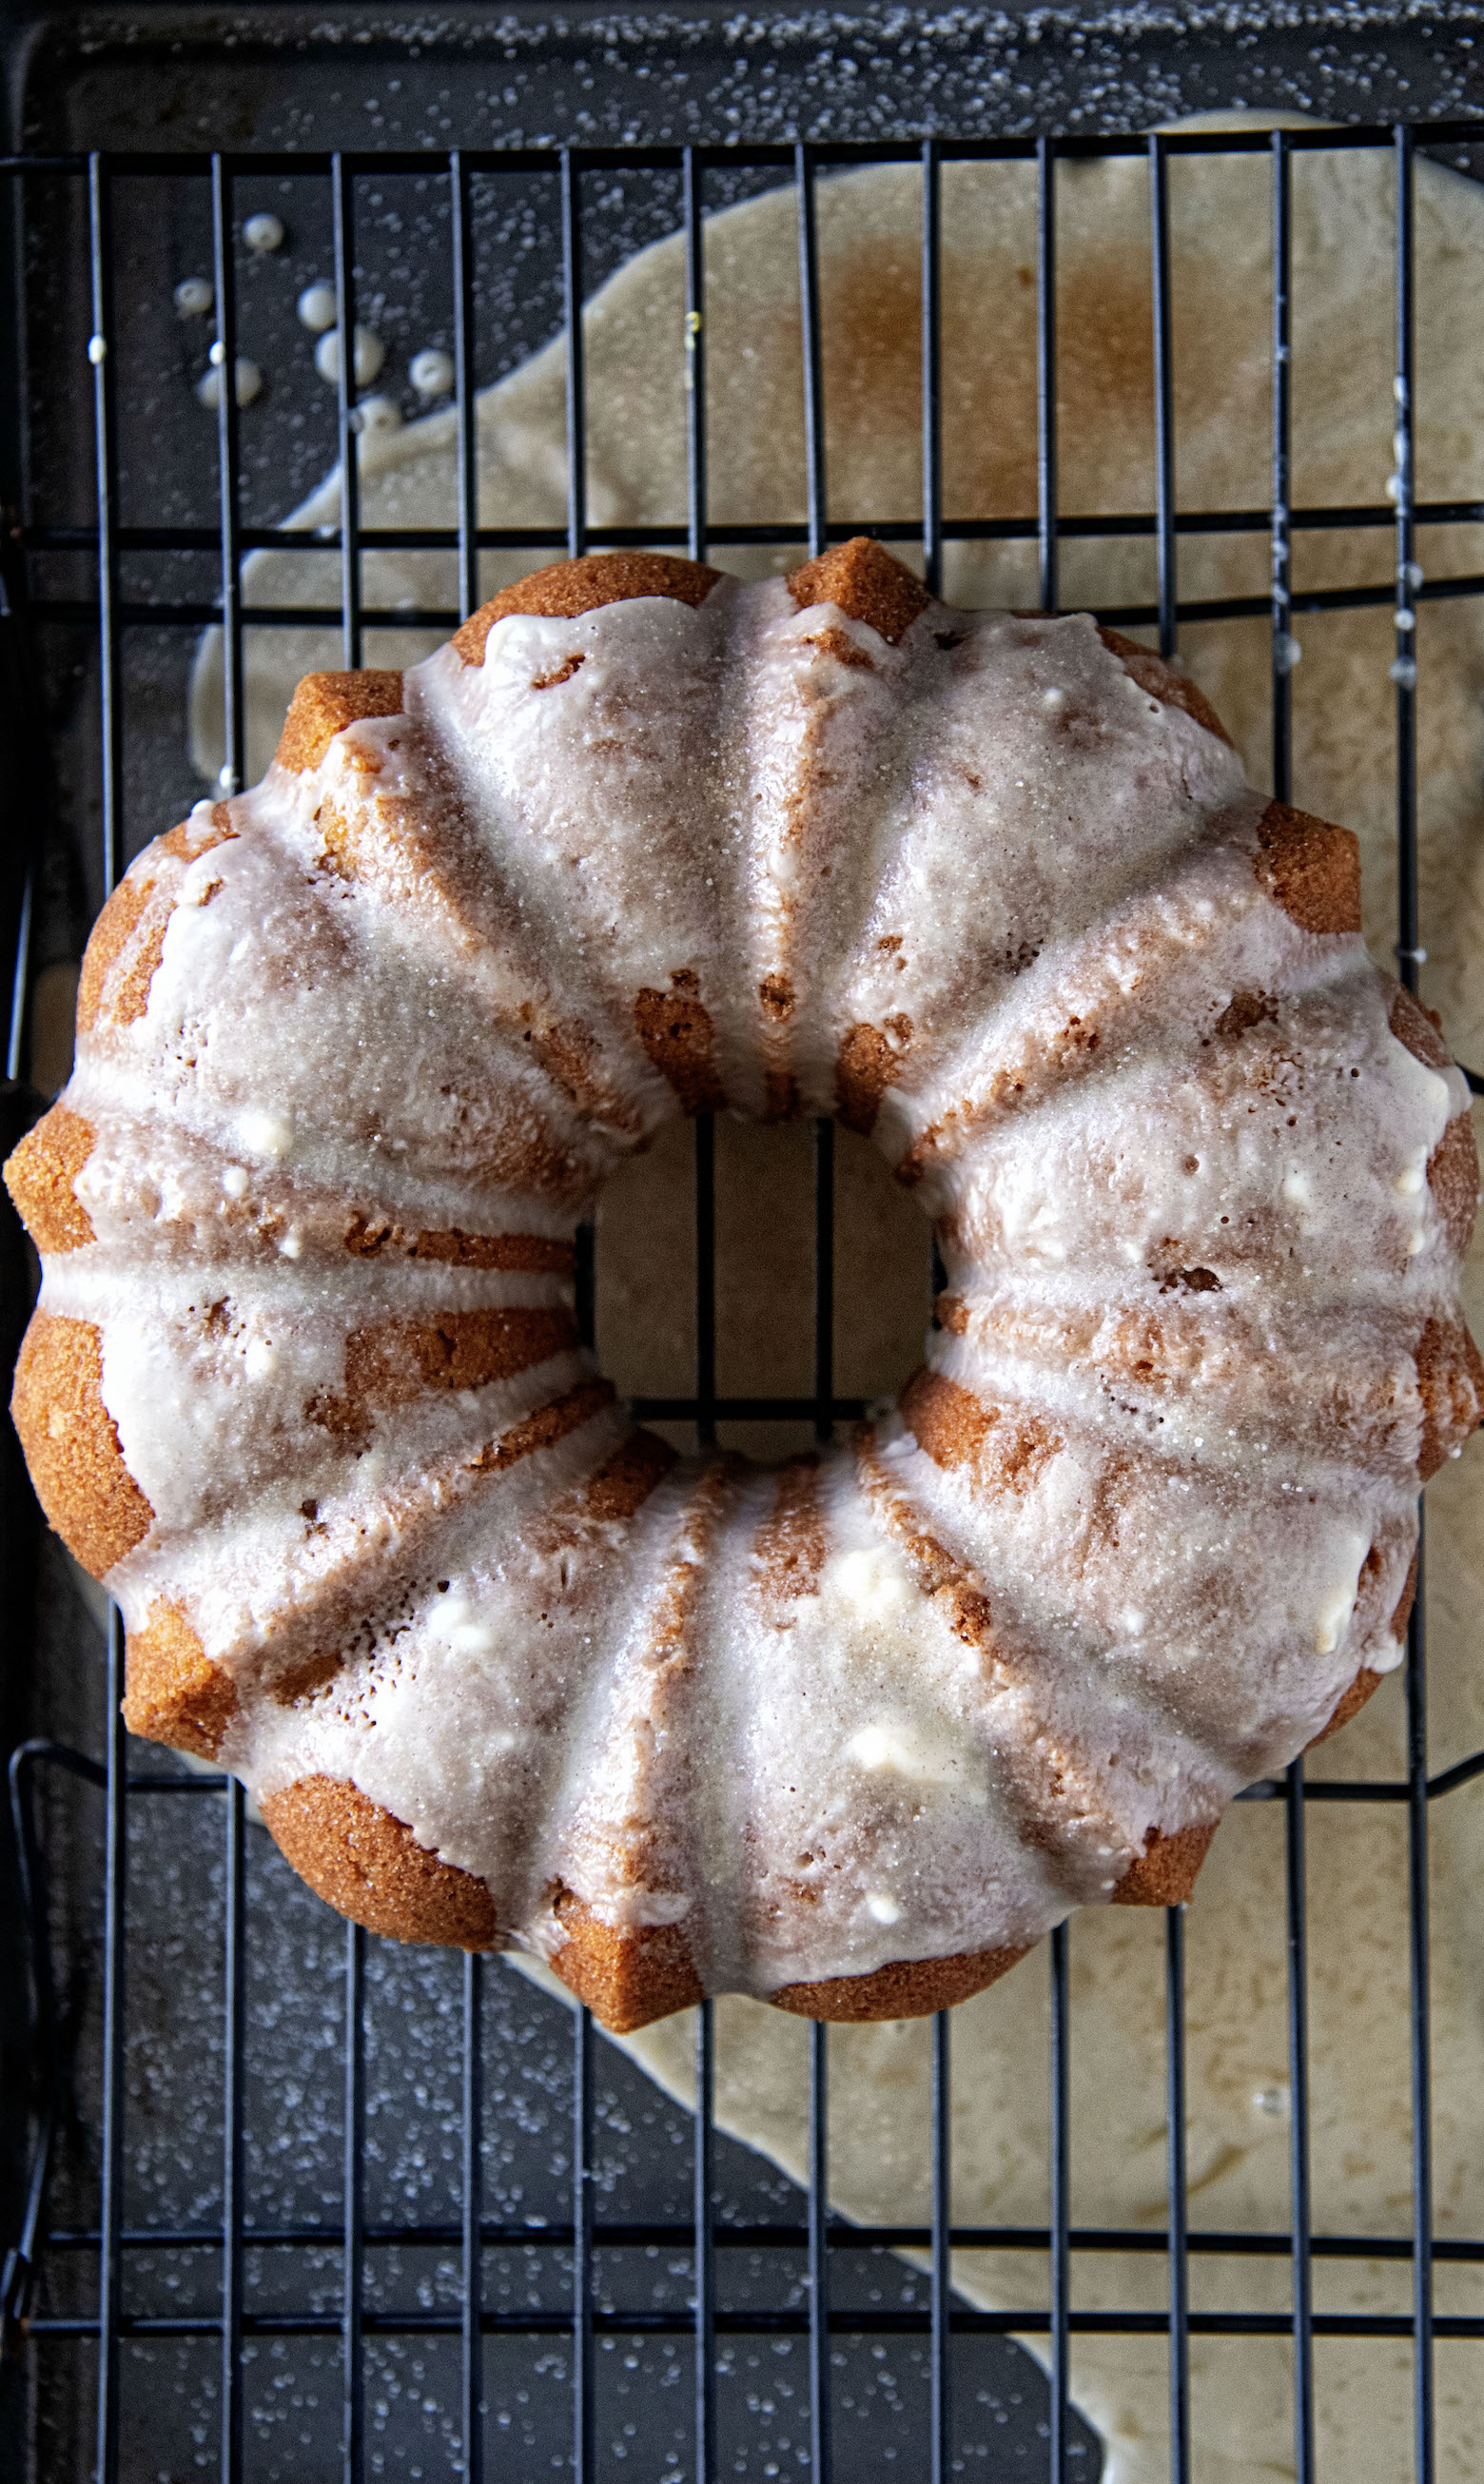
[3,123,1484,2484]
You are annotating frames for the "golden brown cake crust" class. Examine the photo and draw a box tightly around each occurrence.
[76,876,155,1035]
[11,1310,154,1576]
[76,810,239,1037]
[1098,626,1234,746]
[1427,1113,1481,1259]
[1389,983,1452,1070]
[1111,1820,1219,1906]
[260,1775,502,1949]
[452,552,722,667]
[1254,799,1363,936]
[548,1885,704,2031]
[787,537,930,646]
[634,969,726,1114]
[342,1215,576,1275]
[1390,1544,1421,1649]
[900,1366,1062,1496]
[754,1457,826,1612]
[770,1942,1029,2022]
[367,1305,576,1393]
[1309,1667,1383,1748]
[308,1305,579,1437]
[1416,1314,1484,1479]
[5,1105,96,1252]
[124,1602,238,1759]
[274,671,404,774]
[835,1017,910,1135]
[1307,1541,1423,1751]
[582,1427,678,1524]
[465,1378,616,1477]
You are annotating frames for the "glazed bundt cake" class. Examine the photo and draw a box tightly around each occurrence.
[8,537,1481,2033]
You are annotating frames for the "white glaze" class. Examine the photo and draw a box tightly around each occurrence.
[39,577,1478,1997]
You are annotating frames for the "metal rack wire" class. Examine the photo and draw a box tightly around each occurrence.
[4,121,1484,2483]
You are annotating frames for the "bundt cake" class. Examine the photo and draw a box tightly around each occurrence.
[8,537,1481,2033]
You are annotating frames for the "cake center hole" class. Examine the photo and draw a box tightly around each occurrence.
[594,1117,934,1462]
